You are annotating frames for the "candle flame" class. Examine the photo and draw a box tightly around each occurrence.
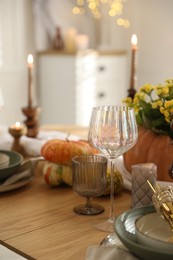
[15,122,21,129]
[27,54,33,65]
[131,34,137,46]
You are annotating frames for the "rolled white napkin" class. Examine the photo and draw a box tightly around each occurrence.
[114,156,132,191]
[0,129,81,157]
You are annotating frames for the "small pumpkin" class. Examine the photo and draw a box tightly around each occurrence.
[103,168,123,195]
[41,139,95,166]
[42,162,63,186]
[124,127,173,182]
[42,161,123,194]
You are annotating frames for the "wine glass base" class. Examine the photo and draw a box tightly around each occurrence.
[73,204,104,215]
[100,232,121,246]
[93,217,116,232]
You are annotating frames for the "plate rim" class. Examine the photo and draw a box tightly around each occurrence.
[115,205,173,259]
[0,176,33,193]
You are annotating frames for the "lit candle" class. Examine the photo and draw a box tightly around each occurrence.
[9,121,27,137]
[131,34,137,51]
[128,34,138,99]
[9,122,27,155]
[27,54,34,108]
[14,121,22,130]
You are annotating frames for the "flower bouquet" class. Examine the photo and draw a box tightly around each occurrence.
[123,79,173,139]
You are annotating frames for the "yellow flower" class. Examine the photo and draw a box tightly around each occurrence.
[164,100,173,108]
[122,97,132,105]
[151,100,163,109]
[140,84,154,94]
[122,79,173,138]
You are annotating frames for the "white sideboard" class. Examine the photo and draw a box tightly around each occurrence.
[96,53,128,106]
[37,50,128,126]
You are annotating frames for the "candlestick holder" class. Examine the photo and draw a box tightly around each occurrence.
[128,87,136,99]
[22,106,41,138]
[9,124,27,157]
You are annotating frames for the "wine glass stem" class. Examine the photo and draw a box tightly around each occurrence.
[86,196,92,208]
[109,160,115,221]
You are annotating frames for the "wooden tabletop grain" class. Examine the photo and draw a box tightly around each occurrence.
[0,125,132,260]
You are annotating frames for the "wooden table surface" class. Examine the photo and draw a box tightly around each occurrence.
[0,125,132,260]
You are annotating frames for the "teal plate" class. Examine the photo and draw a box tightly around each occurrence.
[115,205,173,260]
[0,150,23,182]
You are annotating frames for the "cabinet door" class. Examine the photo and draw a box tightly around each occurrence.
[75,52,97,126]
[96,55,128,106]
[38,55,76,124]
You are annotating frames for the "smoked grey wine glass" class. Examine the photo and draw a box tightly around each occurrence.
[72,155,107,215]
[88,106,138,231]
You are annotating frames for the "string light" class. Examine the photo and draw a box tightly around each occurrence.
[72,0,130,28]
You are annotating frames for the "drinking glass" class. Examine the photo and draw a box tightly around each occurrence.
[88,106,138,231]
[72,155,107,215]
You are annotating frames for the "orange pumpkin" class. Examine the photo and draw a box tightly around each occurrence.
[41,139,95,165]
[123,127,173,182]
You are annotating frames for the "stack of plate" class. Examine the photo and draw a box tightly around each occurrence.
[0,150,23,181]
[115,205,173,260]
[0,152,10,169]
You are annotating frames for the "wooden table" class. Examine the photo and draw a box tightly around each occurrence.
[0,125,132,260]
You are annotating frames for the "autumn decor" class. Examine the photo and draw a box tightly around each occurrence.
[123,79,173,181]
[41,139,95,166]
[42,160,123,195]
[41,138,123,194]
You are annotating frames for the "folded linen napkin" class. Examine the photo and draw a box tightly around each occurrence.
[1,167,31,187]
[86,245,139,260]
[86,232,139,260]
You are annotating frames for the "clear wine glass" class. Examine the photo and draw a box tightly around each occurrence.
[88,106,138,232]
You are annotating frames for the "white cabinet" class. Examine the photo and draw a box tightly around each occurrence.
[38,54,76,125]
[37,50,127,126]
[37,50,97,126]
[96,53,128,106]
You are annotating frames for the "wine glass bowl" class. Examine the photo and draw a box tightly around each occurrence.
[88,105,138,231]
[72,155,107,215]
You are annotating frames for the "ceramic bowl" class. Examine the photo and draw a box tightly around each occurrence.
[0,150,23,182]
[0,153,10,169]
[115,205,173,260]
[135,212,173,253]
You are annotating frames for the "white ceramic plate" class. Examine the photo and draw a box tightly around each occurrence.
[115,205,173,260]
[135,213,173,253]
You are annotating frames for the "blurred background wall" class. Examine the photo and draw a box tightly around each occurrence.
[0,0,173,125]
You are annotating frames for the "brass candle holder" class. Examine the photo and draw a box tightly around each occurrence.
[9,122,27,156]
[22,106,41,138]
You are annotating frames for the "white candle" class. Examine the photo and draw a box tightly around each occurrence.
[9,121,26,136]
[131,34,137,50]
[129,34,138,98]
[75,34,89,50]
[14,121,22,130]
[64,28,77,53]
[27,54,34,107]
